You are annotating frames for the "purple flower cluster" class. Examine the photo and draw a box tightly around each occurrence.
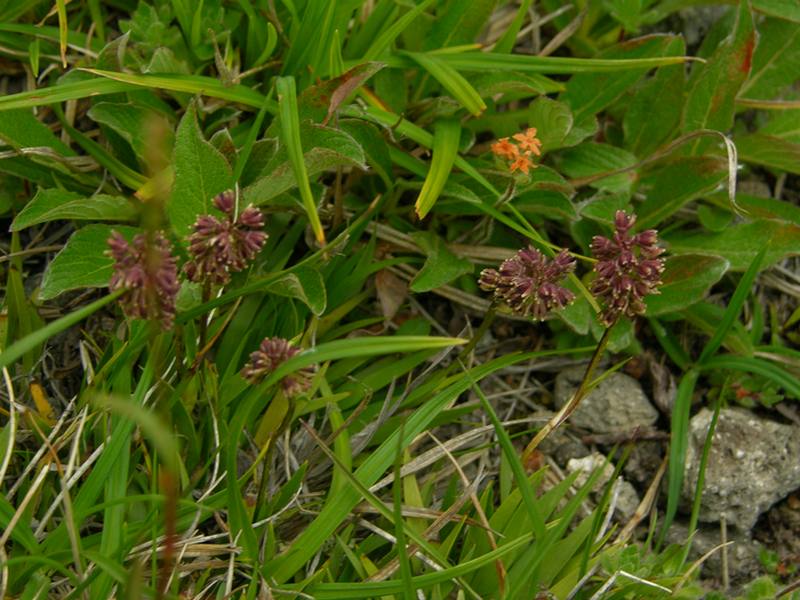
[590,210,665,325]
[183,190,268,285]
[241,337,313,397]
[107,231,180,330]
[478,211,665,325]
[479,247,576,321]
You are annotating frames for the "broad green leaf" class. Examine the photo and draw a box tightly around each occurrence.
[265,267,327,316]
[338,119,393,187]
[752,0,800,23]
[294,62,385,124]
[559,142,638,194]
[697,204,733,231]
[415,119,461,219]
[556,279,593,335]
[0,108,74,155]
[736,133,800,174]
[644,255,730,316]
[244,125,366,205]
[516,191,577,221]
[276,76,326,245]
[168,101,233,237]
[561,34,681,122]
[665,219,800,271]
[759,109,800,143]
[636,156,727,229]
[624,36,686,156]
[527,97,574,152]
[409,231,473,292]
[11,189,138,231]
[606,0,643,30]
[682,1,755,152]
[87,101,172,159]
[739,17,800,100]
[710,192,800,225]
[471,71,563,99]
[40,224,139,299]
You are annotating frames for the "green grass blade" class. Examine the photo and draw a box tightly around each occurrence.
[363,0,437,61]
[304,421,460,595]
[233,89,274,182]
[415,119,461,219]
[57,111,147,190]
[307,532,534,598]
[659,368,699,547]
[0,78,136,111]
[55,0,67,67]
[697,245,767,364]
[276,75,326,245]
[492,0,534,53]
[265,351,537,583]
[380,51,693,73]
[700,355,800,398]
[0,291,123,370]
[681,395,722,567]
[405,52,486,116]
[470,378,545,541]
[392,426,415,600]
[80,69,270,109]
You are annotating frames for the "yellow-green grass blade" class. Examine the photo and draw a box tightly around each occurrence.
[276,75,326,245]
[405,52,486,116]
[415,119,461,219]
[382,51,694,73]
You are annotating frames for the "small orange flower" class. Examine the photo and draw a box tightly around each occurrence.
[491,137,518,160]
[509,154,534,174]
[513,128,542,156]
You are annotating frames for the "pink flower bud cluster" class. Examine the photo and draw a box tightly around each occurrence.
[107,190,267,329]
[590,210,665,325]
[478,211,665,324]
[479,247,576,320]
[241,337,313,397]
[107,231,180,330]
[184,190,268,285]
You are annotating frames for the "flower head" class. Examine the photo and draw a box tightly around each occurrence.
[241,337,314,397]
[479,247,576,320]
[513,128,542,156]
[509,154,534,175]
[491,137,518,160]
[107,230,179,329]
[491,128,542,175]
[590,210,665,325]
[184,190,268,285]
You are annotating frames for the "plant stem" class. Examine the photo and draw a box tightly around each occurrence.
[522,323,615,460]
[457,303,497,364]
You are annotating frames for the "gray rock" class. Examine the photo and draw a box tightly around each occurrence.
[683,408,800,530]
[666,521,763,588]
[623,440,665,486]
[538,428,590,467]
[566,452,640,522]
[554,366,659,433]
